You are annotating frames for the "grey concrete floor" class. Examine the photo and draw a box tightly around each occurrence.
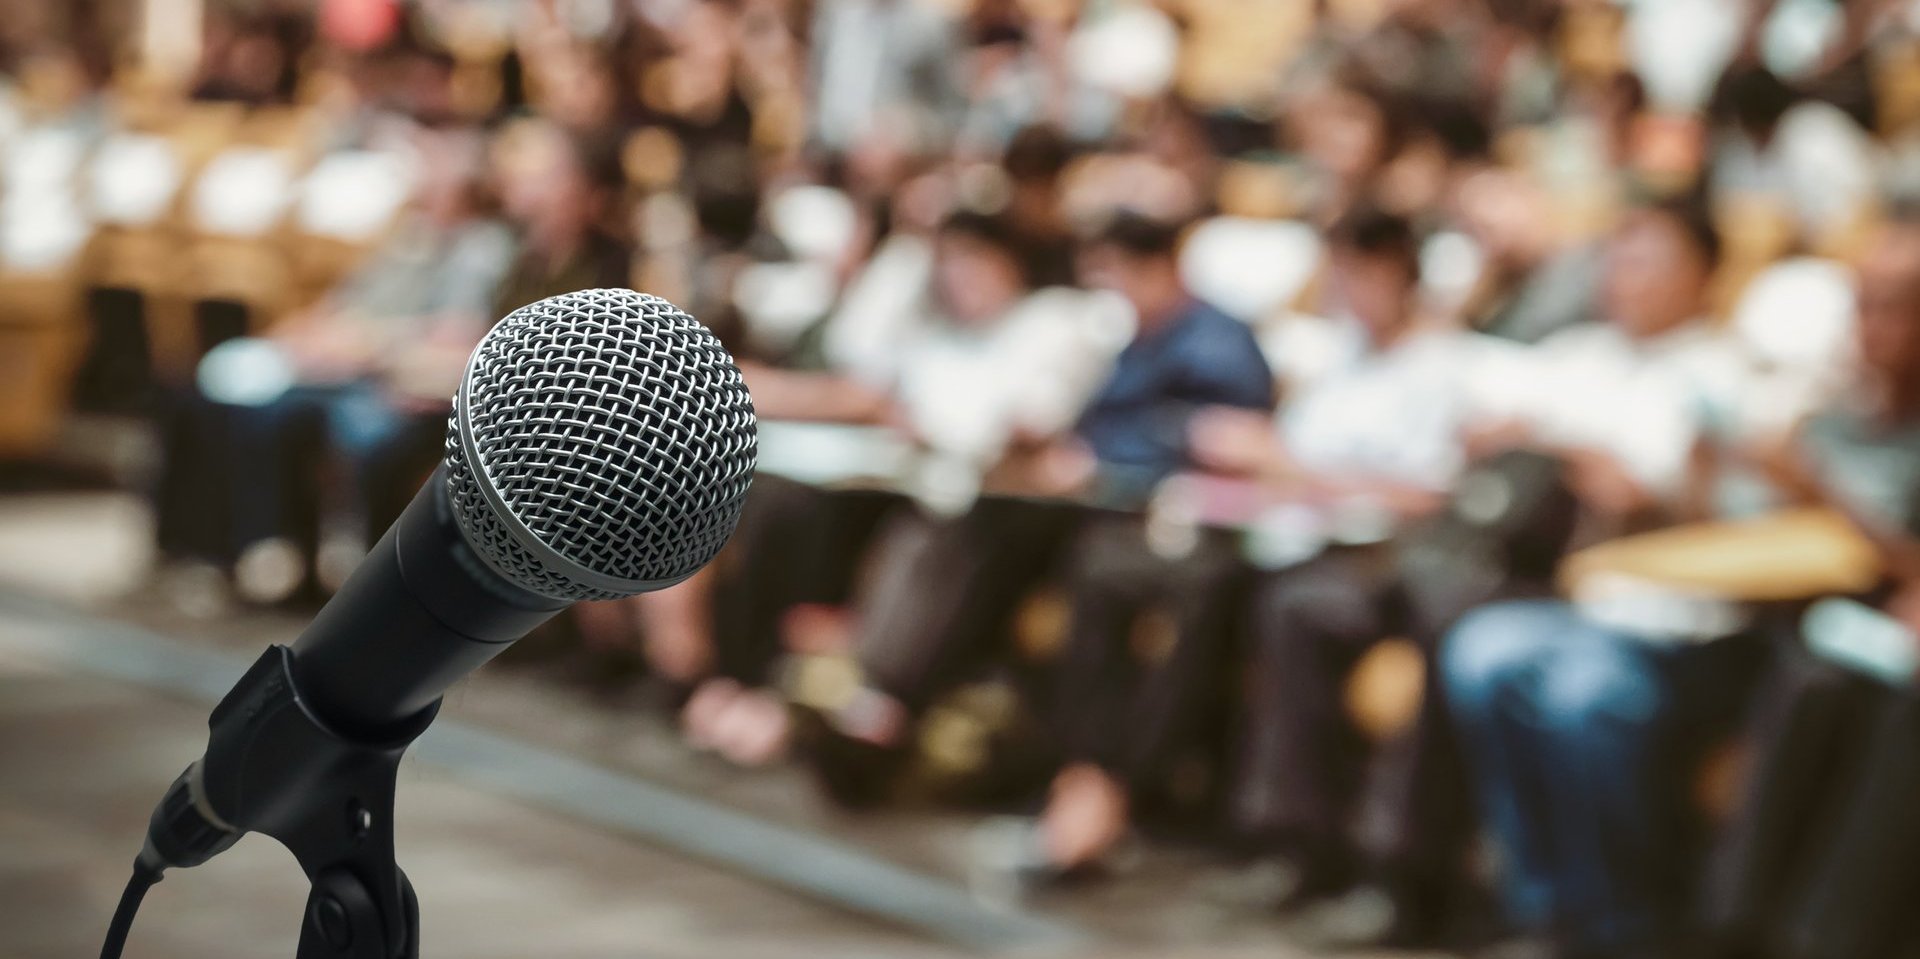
[0,489,1445,959]
[0,651,969,959]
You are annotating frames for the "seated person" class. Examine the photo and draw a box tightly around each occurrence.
[1437,199,1778,959]
[1450,167,1603,345]
[809,212,1274,795]
[153,127,515,604]
[489,126,634,311]
[581,173,954,705]
[676,208,1121,764]
[1702,217,1920,959]
[1181,207,1522,944]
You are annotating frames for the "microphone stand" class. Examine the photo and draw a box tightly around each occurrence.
[148,646,433,957]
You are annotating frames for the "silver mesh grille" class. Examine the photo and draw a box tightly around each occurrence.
[444,289,757,600]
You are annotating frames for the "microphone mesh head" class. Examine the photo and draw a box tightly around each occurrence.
[444,289,757,601]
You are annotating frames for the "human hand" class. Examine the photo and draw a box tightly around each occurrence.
[279,318,379,383]
[1188,406,1282,477]
[1461,417,1534,459]
[1565,448,1658,518]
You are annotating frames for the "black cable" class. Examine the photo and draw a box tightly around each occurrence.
[99,856,163,959]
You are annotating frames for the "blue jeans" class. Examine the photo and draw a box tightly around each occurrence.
[1441,600,1759,955]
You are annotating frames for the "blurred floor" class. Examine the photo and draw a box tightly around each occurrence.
[0,490,1439,959]
[0,491,152,604]
[0,661,964,959]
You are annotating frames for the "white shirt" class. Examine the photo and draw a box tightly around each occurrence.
[1476,320,1748,500]
[1711,101,1880,238]
[894,288,1128,466]
[825,236,1130,463]
[821,233,935,384]
[1278,322,1502,492]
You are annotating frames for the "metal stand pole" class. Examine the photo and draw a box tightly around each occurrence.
[150,646,434,958]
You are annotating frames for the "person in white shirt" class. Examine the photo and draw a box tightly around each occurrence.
[1470,199,1746,522]
[676,210,1116,765]
[1177,206,1522,947]
[1438,198,1766,959]
[812,213,1276,813]
[881,212,1121,479]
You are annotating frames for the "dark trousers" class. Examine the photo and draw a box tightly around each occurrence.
[1051,516,1247,791]
[855,498,1082,712]
[1442,600,1766,955]
[154,384,433,566]
[153,386,322,565]
[707,476,897,686]
[1233,544,1516,898]
[1706,642,1920,959]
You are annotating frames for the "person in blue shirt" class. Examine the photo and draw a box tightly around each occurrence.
[801,212,1277,812]
[961,213,1278,882]
[1073,213,1278,503]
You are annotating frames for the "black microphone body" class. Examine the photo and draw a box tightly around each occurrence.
[289,466,564,737]
[139,467,572,887]
[125,290,758,953]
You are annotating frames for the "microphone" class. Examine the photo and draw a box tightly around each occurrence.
[114,290,755,957]
[286,286,757,734]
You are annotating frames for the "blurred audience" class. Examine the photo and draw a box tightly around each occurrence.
[12,0,1920,956]
[803,211,1270,799]
[154,123,513,602]
[1703,215,1920,959]
[1199,205,1524,948]
[1438,198,1757,959]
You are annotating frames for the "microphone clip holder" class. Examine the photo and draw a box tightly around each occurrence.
[155,645,438,958]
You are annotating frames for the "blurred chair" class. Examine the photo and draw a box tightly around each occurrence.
[0,273,85,456]
[1174,0,1310,110]
[161,105,323,378]
[288,148,416,307]
[1710,193,1798,320]
[180,142,299,369]
[1874,37,1920,137]
[89,100,247,385]
[0,125,93,455]
[1560,507,1884,606]
[73,130,187,412]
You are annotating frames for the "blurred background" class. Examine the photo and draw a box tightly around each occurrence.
[5,0,1920,957]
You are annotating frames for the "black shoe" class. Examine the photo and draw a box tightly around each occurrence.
[790,706,907,809]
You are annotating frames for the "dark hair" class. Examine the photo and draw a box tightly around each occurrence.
[1088,211,1184,260]
[1419,93,1494,163]
[1003,125,1074,183]
[1327,204,1421,276]
[1325,60,1416,163]
[1484,0,1563,39]
[939,209,1022,257]
[1608,70,1649,118]
[1634,195,1722,272]
[568,132,630,195]
[1712,64,1796,139]
[688,143,761,249]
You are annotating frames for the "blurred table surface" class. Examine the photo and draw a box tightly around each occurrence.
[753,419,1404,570]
